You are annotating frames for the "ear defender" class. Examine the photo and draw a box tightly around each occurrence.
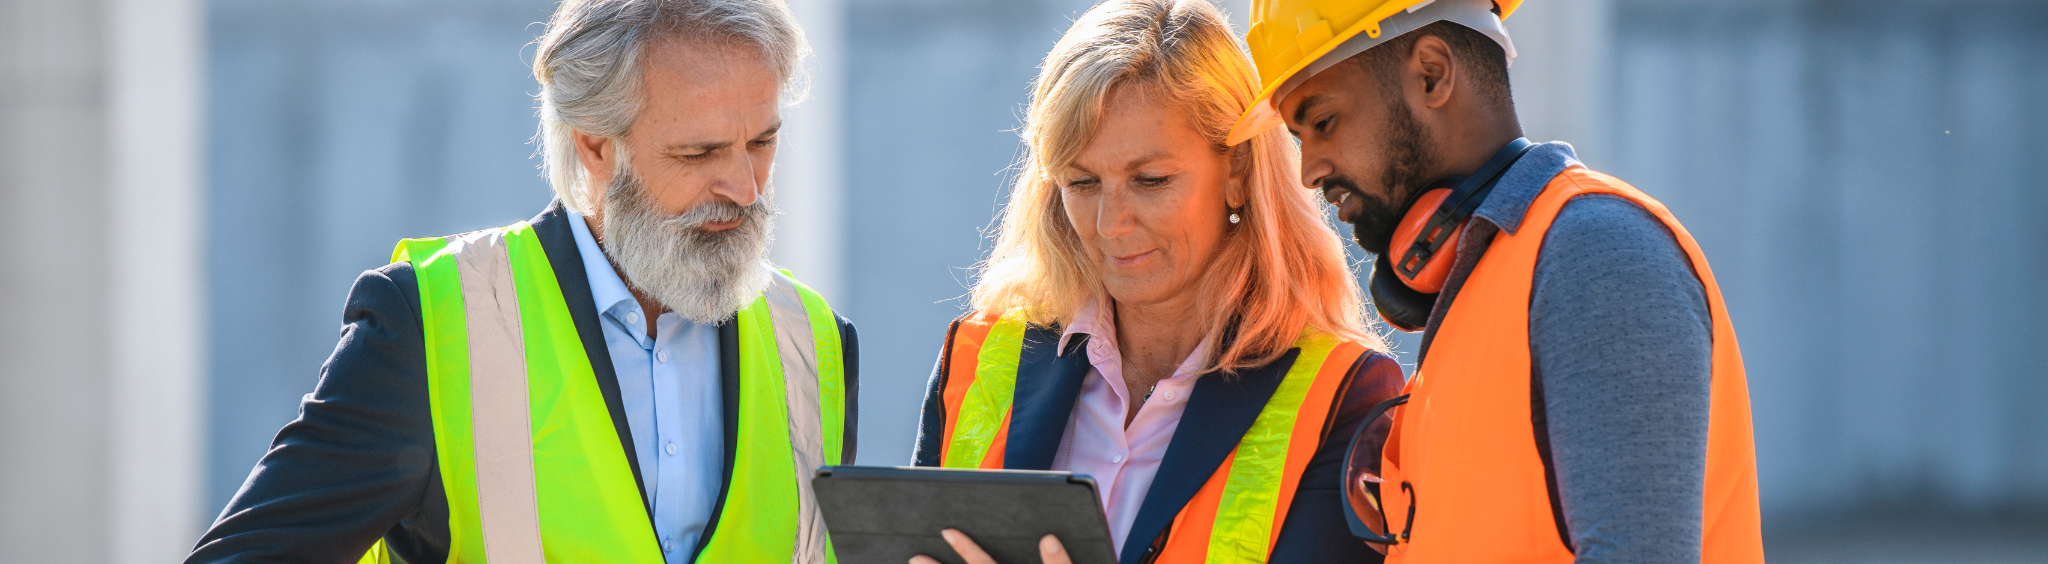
[1368,177,1468,332]
[1388,185,1467,294]
[1370,258,1438,333]
[1368,138,1536,332]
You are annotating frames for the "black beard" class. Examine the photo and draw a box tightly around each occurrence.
[1329,174,1402,256]
[1344,97,1436,256]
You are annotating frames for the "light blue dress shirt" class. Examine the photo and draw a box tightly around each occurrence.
[568,210,724,564]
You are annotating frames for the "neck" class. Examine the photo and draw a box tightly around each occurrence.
[1109,294,1207,427]
[1112,295,1207,381]
[1430,105,1525,179]
[584,212,668,336]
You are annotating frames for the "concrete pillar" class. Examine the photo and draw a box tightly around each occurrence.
[109,0,207,560]
[0,0,205,561]
[0,1,116,560]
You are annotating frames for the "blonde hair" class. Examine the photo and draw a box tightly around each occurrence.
[971,0,1384,373]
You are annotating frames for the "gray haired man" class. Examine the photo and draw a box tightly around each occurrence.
[185,1,858,563]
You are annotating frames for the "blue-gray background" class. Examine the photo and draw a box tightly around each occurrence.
[205,0,2048,560]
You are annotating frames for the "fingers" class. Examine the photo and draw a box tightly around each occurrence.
[1039,534,1072,564]
[942,528,997,564]
[913,529,1069,564]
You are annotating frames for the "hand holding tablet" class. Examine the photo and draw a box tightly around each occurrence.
[909,528,1073,564]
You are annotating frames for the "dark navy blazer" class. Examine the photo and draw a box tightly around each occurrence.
[911,320,1403,564]
[187,201,860,564]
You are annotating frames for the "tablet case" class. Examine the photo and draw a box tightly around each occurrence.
[813,465,1120,564]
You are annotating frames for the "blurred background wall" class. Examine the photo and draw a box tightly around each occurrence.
[1,0,204,561]
[1,0,2044,562]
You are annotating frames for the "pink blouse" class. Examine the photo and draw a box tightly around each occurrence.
[1051,296,1212,554]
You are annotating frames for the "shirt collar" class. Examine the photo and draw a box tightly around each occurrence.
[1056,293,1215,379]
[1057,293,1112,355]
[1469,140,1582,236]
[566,208,642,321]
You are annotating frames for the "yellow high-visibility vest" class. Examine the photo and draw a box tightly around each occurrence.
[358,220,845,563]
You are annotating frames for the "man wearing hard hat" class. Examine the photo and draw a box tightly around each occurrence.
[1229,0,1764,562]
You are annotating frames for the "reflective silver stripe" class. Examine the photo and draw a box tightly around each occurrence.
[762,266,827,564]
[453,230,547,564]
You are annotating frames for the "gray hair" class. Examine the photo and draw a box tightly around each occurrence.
[534,0,810,214]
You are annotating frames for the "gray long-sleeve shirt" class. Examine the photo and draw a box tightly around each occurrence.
[1417,141,1712,564]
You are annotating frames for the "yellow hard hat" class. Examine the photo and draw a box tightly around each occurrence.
[1228,0,1522,145]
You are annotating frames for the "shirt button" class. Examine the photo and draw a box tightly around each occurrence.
[1112,454,1126,464]
[1163,390,1175,401]
[626,311,641,325]
[666,442,678,456]
[656,349,669,363]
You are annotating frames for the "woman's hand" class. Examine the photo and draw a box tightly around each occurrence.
[908,528,1073,564]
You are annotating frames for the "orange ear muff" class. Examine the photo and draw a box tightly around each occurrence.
[1387,188,1464,294]
[1366,137,1536,333]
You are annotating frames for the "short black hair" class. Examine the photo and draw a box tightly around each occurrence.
[1350,20,1512,112]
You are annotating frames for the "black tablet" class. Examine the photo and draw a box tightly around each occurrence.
[813,465,1119,564]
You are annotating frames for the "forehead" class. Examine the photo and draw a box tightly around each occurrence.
[636,37,781,130]
[1068,86,1209,168]
[1277,63,1375,124]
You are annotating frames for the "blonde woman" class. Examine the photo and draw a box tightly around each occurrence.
[908,1,1403,563]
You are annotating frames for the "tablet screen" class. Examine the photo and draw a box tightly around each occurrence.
[813,465,1119,564]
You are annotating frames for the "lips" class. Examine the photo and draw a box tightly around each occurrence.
[700,218,744,232]
[1321,186,1347,205]
[1322,186,1365,222]
[1108,249,1157,268]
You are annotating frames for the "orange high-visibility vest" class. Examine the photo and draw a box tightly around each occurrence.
[1378,167,1764,563]
[936,311,1368,563]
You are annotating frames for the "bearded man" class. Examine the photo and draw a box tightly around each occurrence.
[1230,0,1762,562]
[186,1,858,563]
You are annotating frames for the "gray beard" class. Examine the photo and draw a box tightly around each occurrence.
[596,166,776,324]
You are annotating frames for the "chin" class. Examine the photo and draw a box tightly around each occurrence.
[1099,275,1169,305]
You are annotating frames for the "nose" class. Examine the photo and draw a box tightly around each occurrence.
[1300,158,1332,192]
[713,149,762,207]
[1095,183,1135,239]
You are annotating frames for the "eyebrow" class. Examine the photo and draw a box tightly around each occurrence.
[661,120,785,155]
[1061,150,1176,177]
[1292,93,1326,127]
[665,140,730,155]
[1122,150,1174,170]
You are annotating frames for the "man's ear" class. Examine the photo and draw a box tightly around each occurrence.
[1408,35,1457,110]
[573,129,617,197]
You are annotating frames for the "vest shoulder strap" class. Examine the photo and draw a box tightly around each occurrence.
[1158,330,1363,564]
[759,266,843,563]
[706,265,845,564]
[938,310,1028,469]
